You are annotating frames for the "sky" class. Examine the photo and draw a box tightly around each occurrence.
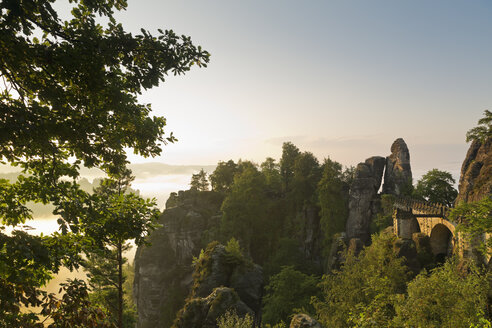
[6,0,492,212]
[109,0,491,177]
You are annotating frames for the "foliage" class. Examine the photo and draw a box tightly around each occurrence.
[262,237,308,277]
[190,169,210,191]
[83,169,160,327]
[317,158,349,252]
[263,322,287,328]
[0,0,208,324]
[262,266,320,326]
[261,157,282,195]
[41,279,114,328]
[371,194,396,234]
[216,310,253,328]
[280,142,301,192]
[393,259,490,328]
[224,237,246,265]
[220,165,271,263]
[313,233,410,328]
[85,246,136,327]
[210,160,238,192]
[413,169,458,206]
[451,197,492,256]
[466,110,492,143]
[291,152,322,208]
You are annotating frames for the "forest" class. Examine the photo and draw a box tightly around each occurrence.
[1,1,491,328]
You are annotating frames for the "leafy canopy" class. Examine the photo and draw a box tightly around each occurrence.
[0,0,208,325]
[190,169,210,191]
[413,169,458,206]
[451,197,492,257]
[466,110,492,143]
[394,260,490,328]
[262,266,319,326]
[313,233,410,328]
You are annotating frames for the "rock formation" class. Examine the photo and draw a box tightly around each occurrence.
[172,287,252,328]
[172,242,263,328]
[289,314,323,328]
[301,204,323,267]
[455,137,492,203]
[383,138,412,195]
[345,138,413,244]
[345,156,385,243]
[133,190,224,328]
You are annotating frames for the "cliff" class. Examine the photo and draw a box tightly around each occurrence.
[133,190,224,328]
[456,137,492,204]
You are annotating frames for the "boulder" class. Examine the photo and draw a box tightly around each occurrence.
[455,137,492,204]
[383,138,412,195]
[345,156,385,243]
[290,314,323,328]
[172,287,253,328]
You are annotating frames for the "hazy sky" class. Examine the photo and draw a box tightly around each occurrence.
[48,1,492,181]
[7,0,492,239]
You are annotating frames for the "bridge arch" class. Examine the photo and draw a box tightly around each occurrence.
[429,223,454,262]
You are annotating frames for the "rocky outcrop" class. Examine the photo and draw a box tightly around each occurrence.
[301,204,323,268]
[345,156,385,243]
[172,242,263,328]
[133,190,224,328]
[172,287,252,328]
[383,138,412,195]
[290,314,323,328]
[455,138,492,204]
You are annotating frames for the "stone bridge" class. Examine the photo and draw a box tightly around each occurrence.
[393,197,457,260]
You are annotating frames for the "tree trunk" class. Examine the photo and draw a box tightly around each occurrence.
[117,242,123,328]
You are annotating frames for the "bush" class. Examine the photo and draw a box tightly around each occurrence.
[262,266,320,325]
[393,259,490,328]
[217,310,253,328]
[313,233,410,328]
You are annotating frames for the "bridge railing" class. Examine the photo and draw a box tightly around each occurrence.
[393,196,453,218]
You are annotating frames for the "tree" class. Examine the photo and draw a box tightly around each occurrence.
[220,165,271,263]
[261,157,282,195]
[280,142,300,191]
[83,170,160,328]
[291,152,322,208]
[466,110,492,143]
[210,160,238,192]
[313,233,410,328]
[451,197,492,257]
[413,169,458,206]
[393,260,490,328]
[0,0,208,324]
[41,279,114,328]
[262,266,320,326]
[190,169,209,191]
[317,158,349,252]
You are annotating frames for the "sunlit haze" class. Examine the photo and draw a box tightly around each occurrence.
[6,0,492,236]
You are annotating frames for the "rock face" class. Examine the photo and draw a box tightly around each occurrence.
[172,287,252,328]
[345,156,385,243]
[133,190,224,328]
[455,138,492,203]
[289,314,323,328]
[383,138,412,195]
[301,204,323,268]
[172,242,263,328]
